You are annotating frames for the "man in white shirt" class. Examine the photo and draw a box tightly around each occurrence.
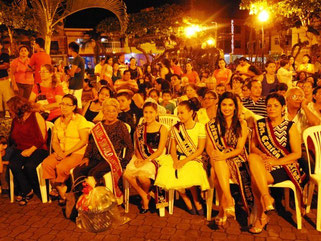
[277,59,292,89]
[94,57,105,82]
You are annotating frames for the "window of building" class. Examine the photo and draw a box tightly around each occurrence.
[234,25,241,34]
[234,40,241,49]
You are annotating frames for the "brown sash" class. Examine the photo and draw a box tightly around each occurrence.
[91,122,123,205]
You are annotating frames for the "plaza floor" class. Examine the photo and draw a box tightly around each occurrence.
[0,192,321,241]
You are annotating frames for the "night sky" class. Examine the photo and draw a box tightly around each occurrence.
[64,0,242,28]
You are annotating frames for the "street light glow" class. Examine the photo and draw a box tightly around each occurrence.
[184,25,202,38]
[258,10,269,22]
[206,38,215,46]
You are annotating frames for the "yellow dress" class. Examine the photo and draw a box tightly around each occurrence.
[155,122,210,191]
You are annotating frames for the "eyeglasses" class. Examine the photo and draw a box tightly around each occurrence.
[291,95,304,101]
[59,103,74,107]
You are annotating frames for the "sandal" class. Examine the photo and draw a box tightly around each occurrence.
[18,191,34,206]
[49,189,59,200]
[224,199,236,220]
[16,195,23,202]
[248,216,269,234]
[262,194,275,214]
[215,215,227,226]
[58,197,66,206]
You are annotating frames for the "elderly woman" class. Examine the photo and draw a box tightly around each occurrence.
[29,64,64,122]
[7,96,48,205]
[73,98,134,196]
[248,93,302,234]
[42,94,90,204]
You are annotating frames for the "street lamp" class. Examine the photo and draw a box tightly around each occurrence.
[258,10,269,67]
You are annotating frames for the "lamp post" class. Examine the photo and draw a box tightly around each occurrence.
[258,10,269,67]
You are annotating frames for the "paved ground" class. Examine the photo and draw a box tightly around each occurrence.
[0,191,321,241]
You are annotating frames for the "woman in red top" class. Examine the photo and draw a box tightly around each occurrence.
[213,58,232,87]
[183,63,200,85]
[7,96,48,205]
[29,64,64,122]
[10,45,34,99]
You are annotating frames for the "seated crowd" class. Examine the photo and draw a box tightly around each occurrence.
[1,49,321,235]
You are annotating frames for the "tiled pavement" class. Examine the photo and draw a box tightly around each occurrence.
[0,193,321,241]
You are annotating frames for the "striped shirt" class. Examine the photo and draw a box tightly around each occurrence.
[242,97,267,117]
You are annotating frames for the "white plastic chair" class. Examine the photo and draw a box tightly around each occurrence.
[304,125,321,231]
[158,115,180,127]
[10,121,54,203]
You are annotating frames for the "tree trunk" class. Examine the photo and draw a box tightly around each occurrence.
[45,34,51,55]
[7,27,15,56]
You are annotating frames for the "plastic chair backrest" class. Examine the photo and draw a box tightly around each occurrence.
[46,121,54,154]
[303,125,321,175]
[158,115,180,127]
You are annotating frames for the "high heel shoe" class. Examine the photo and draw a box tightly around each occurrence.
[18,190,34,206]
[262,194,275,214]
[215,215,227,226]
[248,216,269,234]
[225,199,236,220]
[139,208,150,214]
[187,206,197,215]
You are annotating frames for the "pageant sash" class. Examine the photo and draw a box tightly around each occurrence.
[135,123,167,209]
[172,122,198,158]
[91,122,123,205]
[255,118,304,199]
[206,120,253,214]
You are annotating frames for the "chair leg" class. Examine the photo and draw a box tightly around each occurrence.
[36,164,47,203]
[316,185,321,232]
[285,188,290,211]
[123,178,129,214]
[206,188,214,221]
[168,189,174,215]
[293,187,302,230]
[306,183,315,214]
[159,207,165,217]
[9,169,14,203]
[48,181,52,203]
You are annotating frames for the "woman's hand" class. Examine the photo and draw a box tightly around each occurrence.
[212,150,226,162]
[173,159,185,169]
[21,146,36,157]
[55,151,66,160]
[80,158,89,167]
[134,158,146,168]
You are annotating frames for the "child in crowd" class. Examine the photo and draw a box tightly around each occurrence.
[0,136,9,194]
[216,83,226,96]
[117,91,143,136]
[160,90,175,114]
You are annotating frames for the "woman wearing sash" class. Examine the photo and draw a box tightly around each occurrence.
[248,93,302,234]
[73,98,134,203]
[155,98,210,215]
[124,102,169,213]
[206,92,251,225]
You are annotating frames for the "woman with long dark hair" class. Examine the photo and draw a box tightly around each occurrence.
[82,86,112,122]
[206,92,252,225]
